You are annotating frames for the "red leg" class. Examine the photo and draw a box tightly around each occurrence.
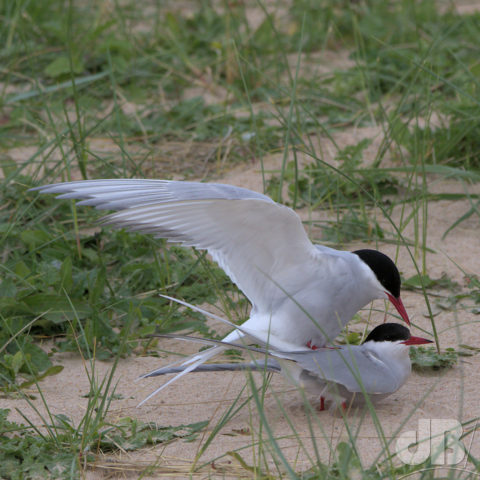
[306,340,318,350]
[318,396,325,411]
[341,401,347,411]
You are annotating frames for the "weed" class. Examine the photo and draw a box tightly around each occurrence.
[0,408,207,479]
[410,346,458,370]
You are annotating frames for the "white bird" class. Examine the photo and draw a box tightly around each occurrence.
[142,298,431,410]
[32,179,411,400]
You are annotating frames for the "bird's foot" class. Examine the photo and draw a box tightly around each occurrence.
[317,396,326,411]
[306,340,318,350]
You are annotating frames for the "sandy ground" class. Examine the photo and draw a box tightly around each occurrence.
[3,0,480,476]
[5,128,480,478]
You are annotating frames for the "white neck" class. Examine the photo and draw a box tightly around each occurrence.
[364,340,412,390]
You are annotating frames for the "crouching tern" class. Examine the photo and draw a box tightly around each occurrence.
[32,179,412,394]
[142,297,432,410]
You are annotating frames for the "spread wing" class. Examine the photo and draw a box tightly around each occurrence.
[32,179,322,314]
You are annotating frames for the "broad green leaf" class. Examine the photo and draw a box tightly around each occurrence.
[43,56,84,78]
[19,365,64,389]
[410,347,458,370]
[22,294,91,323]
[20,230,51,251]
[11,351,24,376]
[14,261,30,279]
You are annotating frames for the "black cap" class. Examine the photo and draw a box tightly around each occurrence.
[353,249,401,298]
[363,323,410,343]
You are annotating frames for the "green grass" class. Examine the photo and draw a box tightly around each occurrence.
[1,0,480,478]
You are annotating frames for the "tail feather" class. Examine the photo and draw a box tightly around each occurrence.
[136,296,250,406]
[137,332,261,405]
[159,294,310,351]
[137,343,225,381]
[139,343,225,380]
[138,295,294,406]
[143,359,282,377]
[137,346,223,407]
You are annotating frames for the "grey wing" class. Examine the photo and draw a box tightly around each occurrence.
[281,347,402,395]
[32,179,322,314]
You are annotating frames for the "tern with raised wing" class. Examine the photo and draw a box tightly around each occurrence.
[32,179,412,399]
